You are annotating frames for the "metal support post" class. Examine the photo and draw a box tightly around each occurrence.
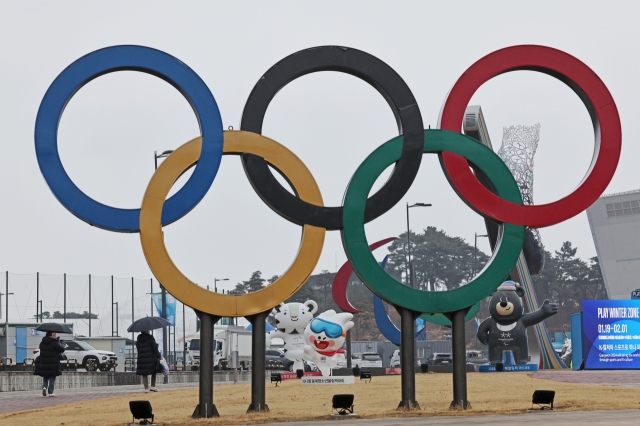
[246,310,270,413]
[161,284,168,384]
[111,276,115,336]
[346,329,352,368]
[150,279,153,316]
[63,273,66,322]
[36,272,39,322]
[182,302,186,366]
[131,278,134,347]
[88,274,92,337]
[192,311,220,418]
[396,306,420,410]
[5,271,8,325]
[447,308,471,409]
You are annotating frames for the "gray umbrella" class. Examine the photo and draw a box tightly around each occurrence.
[127,316,172,332]
[35,323,73,334]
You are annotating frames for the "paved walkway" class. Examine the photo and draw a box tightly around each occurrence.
[0,382,201,414]
[3,371,640,423]
[532,369,640,388]
[250,410,640,425]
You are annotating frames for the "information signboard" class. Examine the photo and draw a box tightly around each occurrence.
[583,300,640,369]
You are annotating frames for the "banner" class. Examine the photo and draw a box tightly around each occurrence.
[151,292,177,326]
[582,300,640,369]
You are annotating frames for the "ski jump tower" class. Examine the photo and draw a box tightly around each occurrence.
[463,105,565,369]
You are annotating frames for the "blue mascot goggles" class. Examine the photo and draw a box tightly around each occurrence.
[309,318,344,338]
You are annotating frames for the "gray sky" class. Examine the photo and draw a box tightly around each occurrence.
[1,1,638,295]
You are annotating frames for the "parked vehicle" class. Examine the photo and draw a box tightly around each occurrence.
[186,326,252,370]
[305,360,320,372]
[465,350,488,364]
[34,340,117,372]
[352,353,382,368]
[334,353,358,369]
[424,352,452,366]
[266,348,294,371]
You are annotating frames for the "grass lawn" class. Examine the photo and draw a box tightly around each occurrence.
[2,372,640,425]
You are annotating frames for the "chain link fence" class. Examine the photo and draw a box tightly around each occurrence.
[0,271,199,363]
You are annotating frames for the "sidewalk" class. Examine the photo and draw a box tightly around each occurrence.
[532,369,640,388]
[249,410,639,425]
[0,381,199,414]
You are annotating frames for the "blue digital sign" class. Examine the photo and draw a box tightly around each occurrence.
[583,300,640,369]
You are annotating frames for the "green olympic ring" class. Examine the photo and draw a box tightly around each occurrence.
[342,129,525,313]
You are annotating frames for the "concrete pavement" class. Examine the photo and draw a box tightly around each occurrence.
[248,410,640,425]
[0,381,200,414]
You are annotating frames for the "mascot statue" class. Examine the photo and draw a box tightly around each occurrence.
[477,281,558,364]
[266,300,318,372]
[304,310,354,376]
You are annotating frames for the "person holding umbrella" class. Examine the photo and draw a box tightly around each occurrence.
[136,330,163,393]
[128,317,171,393]
[33,323,71,397]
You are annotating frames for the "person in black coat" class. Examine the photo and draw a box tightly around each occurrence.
[136,330,163,393]
[34,331,66,397]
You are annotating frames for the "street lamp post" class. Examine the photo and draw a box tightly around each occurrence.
[473,233,489,276]
[1,291,14,325]
[155,150,174,383]
[214,278,229,293]
[398,202,431,410]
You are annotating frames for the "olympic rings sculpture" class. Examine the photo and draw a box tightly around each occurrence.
[35,44,621,317]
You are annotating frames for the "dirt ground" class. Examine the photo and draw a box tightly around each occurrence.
[2,372,640,425]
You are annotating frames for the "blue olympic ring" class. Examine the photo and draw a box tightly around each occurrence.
[34,45,223,232]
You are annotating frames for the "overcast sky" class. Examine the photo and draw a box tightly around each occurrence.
[0,1,638,296]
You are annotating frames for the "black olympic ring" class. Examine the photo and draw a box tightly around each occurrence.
[240,46,424,230]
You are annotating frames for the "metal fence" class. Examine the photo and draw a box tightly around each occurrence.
[0,271,199,363]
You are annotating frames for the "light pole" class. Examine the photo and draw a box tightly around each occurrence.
[406,202,432,289]
[473,233,489,276]
[397,203,432,410]
[214,278,229,293]
[1,291,14,325]
[155,150,173,382]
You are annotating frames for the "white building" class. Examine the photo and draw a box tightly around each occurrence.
[586,189,640,299]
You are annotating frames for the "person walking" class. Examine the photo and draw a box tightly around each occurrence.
[34,331,65,397]
[136,330,163,393]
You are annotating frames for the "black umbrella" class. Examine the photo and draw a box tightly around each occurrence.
[127,316,172,332]
[35,323,73,334]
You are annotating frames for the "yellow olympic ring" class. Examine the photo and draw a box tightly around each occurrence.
[140,130,325,317]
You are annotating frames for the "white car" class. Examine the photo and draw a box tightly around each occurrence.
[390,350,427,368]
[353,353,382,368]
[35,340,117,372]
[304,360,320,372]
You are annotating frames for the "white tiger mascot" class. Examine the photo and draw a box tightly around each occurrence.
[266,300,318,372]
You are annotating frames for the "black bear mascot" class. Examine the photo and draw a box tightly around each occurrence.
[477,281,558,364]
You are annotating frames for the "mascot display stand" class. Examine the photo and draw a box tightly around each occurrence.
[477,281,557,372]
[266,300,318,372]
[265,301,354,376]
[303,310,354,376]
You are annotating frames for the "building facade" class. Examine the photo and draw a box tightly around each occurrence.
[586,189,640,299]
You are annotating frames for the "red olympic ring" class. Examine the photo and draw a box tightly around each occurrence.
[438,45,621,228]
[332,237,395,313]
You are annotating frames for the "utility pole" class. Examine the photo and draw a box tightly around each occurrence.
[89,274,92,337]
[154,149,173,380]
[473,233,489,276]
[63,273,66,322]
[36,272,39,322]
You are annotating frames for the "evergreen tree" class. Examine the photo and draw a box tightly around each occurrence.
[387,227,489,291]
[230,270,266,294]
